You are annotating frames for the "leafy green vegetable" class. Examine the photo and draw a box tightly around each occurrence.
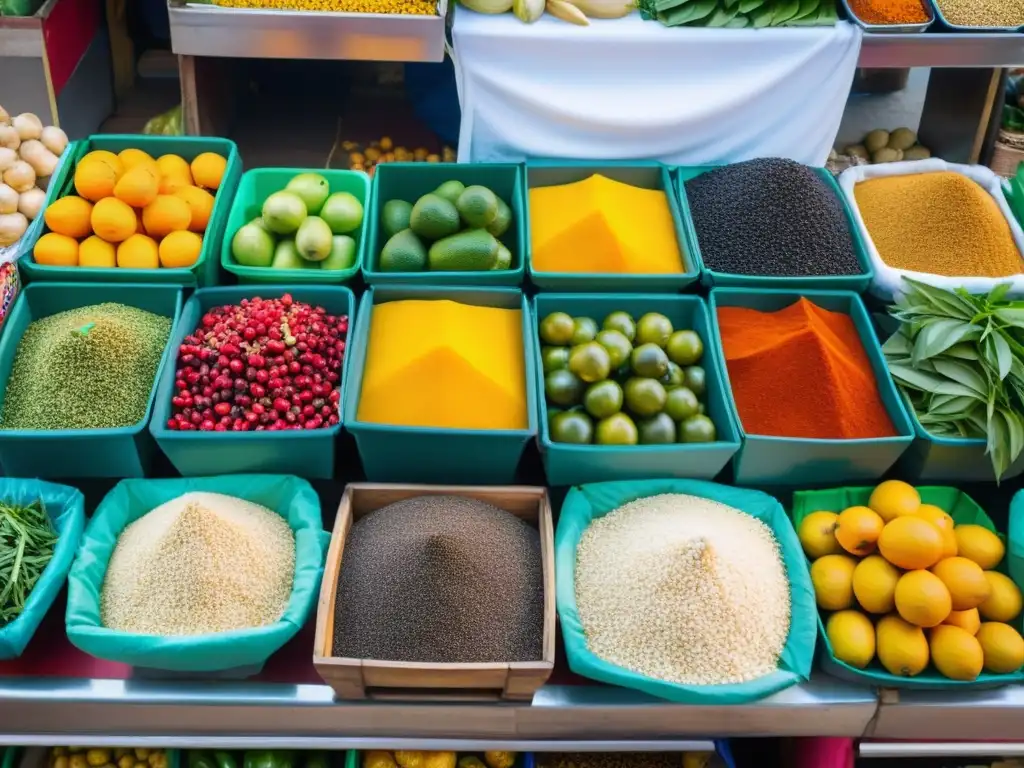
[644,0,832,27]
[0,499,57,626]
[883,277,1024,481]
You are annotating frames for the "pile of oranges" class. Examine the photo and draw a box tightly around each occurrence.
[33,148,227,270]
[799,480,1024,681]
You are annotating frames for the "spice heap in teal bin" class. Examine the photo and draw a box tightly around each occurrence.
[364,751,517,768]
[49,747,169,768]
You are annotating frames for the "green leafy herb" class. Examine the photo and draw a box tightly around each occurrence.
[0,499,57,626]
[883,277,1024,481]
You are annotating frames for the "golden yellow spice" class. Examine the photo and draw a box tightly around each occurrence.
[214,0,435,11]
[357,299,528,431]
[854,171,1023,278]
[530,174,683,274]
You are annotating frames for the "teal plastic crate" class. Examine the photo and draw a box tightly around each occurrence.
[20,135,242,287]
[150,285,355,478]
[533,293,740,486]
[221,168,368,284]
[344,285,537,484]
[0,283,182,478]
[363,162,525,286]
[676,165,873,292]
[525,162,699,292]
[708,288,915,486]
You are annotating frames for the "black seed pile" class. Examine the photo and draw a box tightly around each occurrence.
[332,495,544,663]
[684,158,863,278]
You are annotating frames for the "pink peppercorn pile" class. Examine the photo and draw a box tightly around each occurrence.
[167,293,347,432]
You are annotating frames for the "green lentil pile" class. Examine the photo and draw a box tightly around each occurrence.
[0,303,171,431]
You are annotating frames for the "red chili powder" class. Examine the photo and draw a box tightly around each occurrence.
[848,0,929,24]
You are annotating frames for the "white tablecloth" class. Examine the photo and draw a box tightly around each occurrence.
[451,11,864,166]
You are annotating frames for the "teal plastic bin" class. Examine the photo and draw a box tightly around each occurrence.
[20,135,242,287]
[557,479,817,703]
[793,485,1022,690]
[533,293,740,486]
[66,475,328,673]
[0,283,182,478]
[0,479,85,659]
[363,162,525,286]
[677,165,873,292]
[150,285,355,479]
[344,285,537,484]
[525,162,699,292]
[709,288,915,486]
[221,168,368,284]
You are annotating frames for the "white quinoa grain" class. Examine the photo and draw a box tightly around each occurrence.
[575,493,790,685]
[101,492,295,636]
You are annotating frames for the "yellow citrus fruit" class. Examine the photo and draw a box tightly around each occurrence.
[836,505,885,556]
[191,152,227,190]
[954,525,1005,570]
[976,622,1024,674]
[929,624,984,681]
[826,610,876,669]
[156,154,193,183]
[116,234,159,269]
[979,571,1023,622]
[142,195,192,239]
[895,569,952,627]
[876,613,929,677]
[33,233,78,266]
[853,555,901,614]
[798,511,841,560]
[114,165,159,209]
[810,553,858,611]
[944,608,981,635]
[118,148,156,170]
[43,196,93,239]
[916,503,954,530]
[78,235,116,268]
[930,556,992,611]
[90,198,137,244]
[159,174,191,196]
[74,158,120,202]
[174,186,215,233]
[878,515,944,570]
[159,230,203,268]
[81,150,124,174]
[869,480,921,522]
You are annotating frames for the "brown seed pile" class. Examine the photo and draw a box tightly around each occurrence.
[101,492,295,636]
[854,171,1023,277]
[333,495,544,663]
[575,493,790,686]
[935,0,1024,26]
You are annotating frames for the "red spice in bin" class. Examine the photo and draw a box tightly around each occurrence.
[167,293,347,432]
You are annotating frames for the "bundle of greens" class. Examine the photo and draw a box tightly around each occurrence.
[883,278,1024,480]
[638,0,836,27]
[0,498,57,626]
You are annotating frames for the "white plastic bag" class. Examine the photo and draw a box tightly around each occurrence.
[838,159,1024,300]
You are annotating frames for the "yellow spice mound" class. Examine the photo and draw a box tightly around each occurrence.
[357,299,527,431]
[530,174,683,274]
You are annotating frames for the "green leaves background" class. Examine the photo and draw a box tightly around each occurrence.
[639,0,836,27]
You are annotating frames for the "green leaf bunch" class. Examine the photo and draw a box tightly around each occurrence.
[883,278,1024,481]
[0,498,57,626]
[638,0,835,27]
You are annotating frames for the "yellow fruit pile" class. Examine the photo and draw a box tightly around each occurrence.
[799,479,1024,681]
[34,148,226,270]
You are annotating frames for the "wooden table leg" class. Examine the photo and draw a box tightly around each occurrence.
[179,54,235,137]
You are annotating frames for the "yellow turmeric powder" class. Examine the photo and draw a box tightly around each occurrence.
[356,299,528,431]
[529,174,683,274]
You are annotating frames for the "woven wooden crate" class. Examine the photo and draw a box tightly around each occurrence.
[990,129,1024,178]
[313,482,556,701]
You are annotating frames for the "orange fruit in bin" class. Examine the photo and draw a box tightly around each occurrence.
[835,505,885,556]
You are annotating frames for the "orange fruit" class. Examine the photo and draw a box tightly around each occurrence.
[954,525,1005,570]
[979,572,1023,622]
[835,505,885,556]
[159,230,203,268]
[944,608,981,635]
[117,234,159,269]
[916,503,954,531]
[798,510,842,559]
[878,515,944,570]
[33,233,78,266]
[90,198,137,243]
[895,570,952,628]
[114,165,159,208]
[853,555,901,614]
[191,152,227,190]
[930,556,991,611]
[869,480,921,522]
[142,195,192,239]
[174,186,215,233]
[74,158,120,202]
[78,235,116,268]
[43,196,93,239]
[156,154,193,182]
[930,624,984,681]
[876,614,929,677]
[810,554,858,611]
[976,622,1024,673]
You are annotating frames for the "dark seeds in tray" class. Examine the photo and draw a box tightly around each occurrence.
[684,158,863,278]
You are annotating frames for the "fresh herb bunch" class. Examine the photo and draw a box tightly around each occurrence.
[883,278,1024,480]
[638,0,836,28]
[0,499,57,626]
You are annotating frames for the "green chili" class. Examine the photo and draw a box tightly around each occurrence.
[0,499,57,626]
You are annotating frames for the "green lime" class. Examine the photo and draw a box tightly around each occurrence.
[545,369,584,407]
[595,329,632,369]
[630,343,669,378]
[637,412,677,445]
[623,377,667,418]
[636,312,674,348]
[697,402,706,415]
[667,330,704,366]
[547,406,562,422]
[660,361,684,390]
[602,311,636,342]
[678,414,717,443]
[550,410,594,444]
[571,316,598,345]
[583,380,624,419]
[595,412,638,445]
[541,346,570,373]
[664,387,700,422]
[540,312,575,346]
[683,365,706,397]
[568,341,611,383]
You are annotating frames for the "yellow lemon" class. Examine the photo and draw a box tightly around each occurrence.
[876,614,929,677]
[43,196,93,239]
[916,503,954,530]
[78,236,116,268]
[173,186,215,233]
[118,148,156,170]
[90,198,137,244]
[156,154,193,183]
[142,195,192,239]
[930,556,991,611]
[33,233,78,266]
[190,152,227,190]
[869,480,921,522]
[81,150,124,174]
[74,158,120,202]
[943,608,981,635]
[895,569,952,628]
[826,609,876,669]
[954,525,1005,570]
[853,555,901,614]
[117,234,159,269]
[114,165,159,209]
[976,622,1024,674]
[929,624,984,681]
[798,511,841,560]
[159,230,203,268]
[979,571,1023,622]
[810,554,858,611]
[836,505,885,556]
[878,515,944,570]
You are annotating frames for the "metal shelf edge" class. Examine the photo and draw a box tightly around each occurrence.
[858,31,1024,67]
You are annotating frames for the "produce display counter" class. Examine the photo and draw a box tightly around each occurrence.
[869,685,1024,741]
[858,33,1024,67]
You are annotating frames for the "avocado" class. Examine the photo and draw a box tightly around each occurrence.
[409,193,461,241]
[379,228,427,272]
[456,185,499,228]
[427,229,500,271]
[434,180,466,206]
[381,199,413,239]
[486,197,513,238]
